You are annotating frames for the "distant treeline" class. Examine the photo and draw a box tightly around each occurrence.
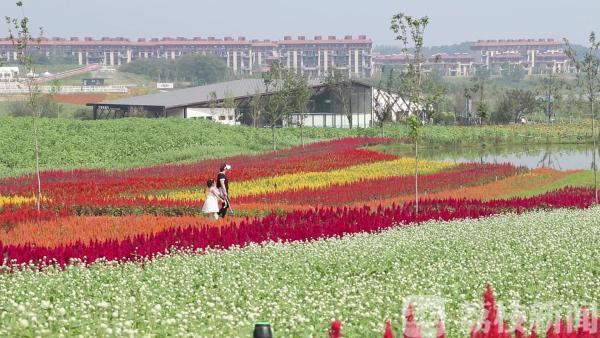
[374,41,472,56]
[119,54,229,86]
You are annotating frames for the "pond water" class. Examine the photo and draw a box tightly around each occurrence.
[373,143,600,170]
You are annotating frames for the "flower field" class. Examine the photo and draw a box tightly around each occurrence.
[1,209,600,336]
[0,137,599,336]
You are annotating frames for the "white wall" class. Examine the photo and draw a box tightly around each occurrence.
[293,113,373,128]
[0,67,19,82]
[187,108,237,125]
[372,87,420,121]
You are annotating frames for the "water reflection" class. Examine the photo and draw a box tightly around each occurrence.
[378,144,599,170]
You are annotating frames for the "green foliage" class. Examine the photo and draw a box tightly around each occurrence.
[432,111,455,125]
[0,117,370,178]
[494,89,538,124]
[72,107,94,120]
[475,101,489,122]
[119,54,228,86]
[1,116,596,178]
[500,63,527,83]
[407,114,421,142]
[7,96,62,118]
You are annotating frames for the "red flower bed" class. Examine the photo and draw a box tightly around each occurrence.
[0,187,594,268]
[237,163,522,206]
[0,138,393,198]
[0,138,393,224]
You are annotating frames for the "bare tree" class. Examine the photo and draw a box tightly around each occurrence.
[565,33,600,205]
[6,0,44,212]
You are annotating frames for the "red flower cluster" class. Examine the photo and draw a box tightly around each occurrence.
[0,187,594,268]
[469,285,600,338]
[0,138,393,197]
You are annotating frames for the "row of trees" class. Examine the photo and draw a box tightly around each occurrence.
[253,62,314,150]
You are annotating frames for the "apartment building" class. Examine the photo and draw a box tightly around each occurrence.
[372,38,569,76]
[278,35,373,78]
[0,35,373,78]
[470,38,569,74]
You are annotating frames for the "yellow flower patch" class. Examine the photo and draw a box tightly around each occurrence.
[162,158,455,201]
[0,195,38,207]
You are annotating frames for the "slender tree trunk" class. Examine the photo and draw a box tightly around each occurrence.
[592,98,598,205]
[415,139,419,216]
[300,122,304,149]
[33,113,42,213]
[381,123,384,138]
[272,125,276,151]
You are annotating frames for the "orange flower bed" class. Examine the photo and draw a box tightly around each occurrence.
[356,168,575,208]
[427,168,575,201]
[0,215,230,247]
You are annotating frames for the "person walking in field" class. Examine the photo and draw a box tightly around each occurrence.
[202,179,224,220]
[217,164,232,218]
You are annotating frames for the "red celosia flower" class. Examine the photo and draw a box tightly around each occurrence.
[383,320,394,338]
[329,320,342,338]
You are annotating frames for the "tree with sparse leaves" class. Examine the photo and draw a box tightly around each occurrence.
[390,12,429,215]
[223,90,237,122]
[471,65,490,125]
[249,89,262,128]
[422,79,447,123]
[207,91,218,117]
[475,102,489,124]
[390,12,429,119]
[284,72,313,148]
[262,62,288,151]
[6,0,44,212]
[325,69,353,128]
[539,72,565,123]
[565,33,600,205]
[373,66,400,137]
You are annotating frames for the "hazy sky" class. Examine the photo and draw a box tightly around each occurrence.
[1,0,599,46]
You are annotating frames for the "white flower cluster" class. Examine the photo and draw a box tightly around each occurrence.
[0,208,599,336]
